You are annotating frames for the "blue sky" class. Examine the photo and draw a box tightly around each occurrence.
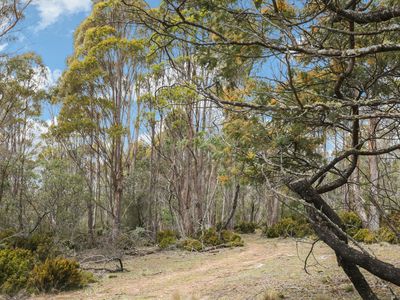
[8,0,94,85]
[8,0,160,77]
[2,0,160,120]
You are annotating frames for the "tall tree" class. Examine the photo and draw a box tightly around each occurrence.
[123,0,400,297]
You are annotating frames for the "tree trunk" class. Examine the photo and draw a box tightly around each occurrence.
[288,178,400,299]
[368,118,380,231]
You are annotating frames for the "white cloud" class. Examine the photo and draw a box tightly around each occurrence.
[32,66,62,91]
[32,0,92,30]
[0,43,8,52]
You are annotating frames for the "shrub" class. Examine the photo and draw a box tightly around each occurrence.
[199,228,222,246]
[28,257,92,293]
[353,229,376,244]
[234,222,256,234]
[159,236,177,249]
[116,232,136,250]
[0,231,58,261]
[198,228,244,247]
[179,239,203,251]
[220,230,244,247]
[263,218,312,238]
[0,228,17,249]
[339,211,363,237]
[157,230,178,249]
[377,227,398,244]
[0,248,35,295]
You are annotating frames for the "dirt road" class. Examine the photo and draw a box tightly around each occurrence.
[32,234,400,300]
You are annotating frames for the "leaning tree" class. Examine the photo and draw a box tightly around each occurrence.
[122,0,400,298]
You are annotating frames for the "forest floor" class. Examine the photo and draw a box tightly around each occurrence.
[31,234,400,300]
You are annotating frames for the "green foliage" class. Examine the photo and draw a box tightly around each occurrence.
[0,231,58,261]
[263,218,312,238]
[28,258,93,293]
[377,227,398,244]
[157,230,178,249]
[220,230,244,247]
[159,236,177,249]
[198,228,244,247]
[234,222,256,234]
[179,239,203,252]
[199,228,222,246]
[339,211,363,237]
[13,233,57,261]
[353,229,376,244]
[0,228,16,249]
[0,249,34,295]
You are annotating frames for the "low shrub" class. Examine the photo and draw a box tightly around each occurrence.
[116,233,136,250]
[159,236,177,249]
[220,230,244,247]
[353,228,376,244]
[339,211,363,237]
[179,239,203,251]
[377,227,398,244]
[0,228,17,249]
[0,230,58,261]
[28,257,93,293]
[199,228,222,246]
[157,230,178,249]
[234,222,256,234]
[0,248,35,295]
[263,218,312,238]
[198,228,244,247]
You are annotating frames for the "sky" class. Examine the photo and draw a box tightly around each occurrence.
[2,0,160,120]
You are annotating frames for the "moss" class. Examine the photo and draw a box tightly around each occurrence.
[339,211,363,237]
[234,222,256,234]
[0,248,35,295]
[28,257,90,293]
[353,228,376,244]
[179,239,203,251]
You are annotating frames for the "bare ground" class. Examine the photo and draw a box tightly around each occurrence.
[31,234,400,300]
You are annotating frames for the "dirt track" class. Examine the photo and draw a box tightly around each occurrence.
[32,234,400,300]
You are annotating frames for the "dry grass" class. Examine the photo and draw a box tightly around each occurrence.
[31,234,400,300]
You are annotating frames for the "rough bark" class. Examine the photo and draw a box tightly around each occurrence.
[288,178,400,298]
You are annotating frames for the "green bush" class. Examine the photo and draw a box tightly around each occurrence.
[159,236,177,249]
[157,230,178,249]
[0,228,17,249]
[199,228,222,246]
[28,257,93,293]
[0,248,35,295]
[0,230,57,261]
[220,230,244,246]
[234,222,256,234]
[377,227,398,244]
[353,228,376,244]
[179,238,203,251]
[198,228,244,247]
[339,211,363,237]
[263,218,312,238]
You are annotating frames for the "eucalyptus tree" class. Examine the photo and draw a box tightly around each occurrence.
[54,0,147,241]
[0,53,46,230]
[122,0,400,297]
